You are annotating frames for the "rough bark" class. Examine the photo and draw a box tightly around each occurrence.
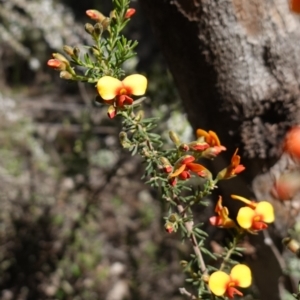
[138,0,300,298]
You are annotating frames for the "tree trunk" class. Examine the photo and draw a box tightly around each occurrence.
[139,0,300,298]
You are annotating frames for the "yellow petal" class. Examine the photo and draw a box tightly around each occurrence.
[208,271,229,296]
[97,76,122,100]
[230,264,252,288]
[231,195,253,206]
[122,74,147,96]
[255,201,275,223]
[236,207,255,229]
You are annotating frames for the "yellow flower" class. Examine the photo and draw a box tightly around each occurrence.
[231,195,274,231]
[97,74,147,101]
[236,201,274,231]
[209,264,251,298]
[96,74,147,118]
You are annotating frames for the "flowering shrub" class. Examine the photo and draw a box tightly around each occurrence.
[48,0,277,298]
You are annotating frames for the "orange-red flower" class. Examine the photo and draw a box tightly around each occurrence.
[196,129,226,157]
[168,155,209,186]
[217,149,245,180]
[232,195,275,232]
[125,8,136,18]
[96,75,147,118]
[196,129,221,147]
[209,264,251,298]
[284,126,300,159]
[209,196,235,228]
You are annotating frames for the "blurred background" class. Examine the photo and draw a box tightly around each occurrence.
[0,0,193,299]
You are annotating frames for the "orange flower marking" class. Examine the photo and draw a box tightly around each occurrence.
[209,196,235,228]
[233,196,275,232]
[168,155,209,185]
[97,75,147,118]
[209,264,252,298]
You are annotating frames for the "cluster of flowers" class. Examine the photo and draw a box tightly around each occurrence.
[47,7,278,299]
[210,195,274,232]
[160,130,245,186]
[207,195,274,298]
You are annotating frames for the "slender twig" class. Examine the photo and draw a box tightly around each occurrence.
[176,200,208,275]
[179,287,198,299]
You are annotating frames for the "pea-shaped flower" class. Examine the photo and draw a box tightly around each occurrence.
[209,264,251,298]
[232,195,275,232]
[96,74,147,118]
[209,196,235,228]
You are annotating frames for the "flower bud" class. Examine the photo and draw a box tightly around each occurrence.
[60,71,73,80]
[63,45,74,56]
[159,157,172,173]
[119,131,131,148]
[168,213,179,223]
[91,47,101,57]
[134,110,144,122]
[47,59,67,71]
[86,9,106,22]
[169,130,181,146]
[52,53,69,66]
[125,8,136,19]
[283,237,300,258]
[94,23,103,37]
[179,143,189,152]
[85,23,95,35]
[107,105,117,119]
[101,18,111,31]
[73,47,80,57]
[109,10,117,19]
[165,221,176,233]
[201,274,210,283]
[180,260,188,268]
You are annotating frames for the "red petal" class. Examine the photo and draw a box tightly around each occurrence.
[226,286,243,299]
[181,156,195,164]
